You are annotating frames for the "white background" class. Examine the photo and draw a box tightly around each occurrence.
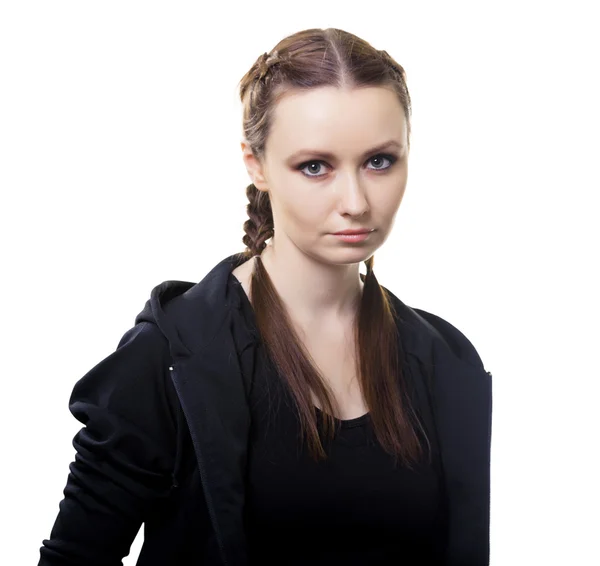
[1,1,598,564]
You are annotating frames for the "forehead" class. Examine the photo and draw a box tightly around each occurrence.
[268,86,407,153]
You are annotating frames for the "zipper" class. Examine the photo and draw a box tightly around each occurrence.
[168,364,229,566]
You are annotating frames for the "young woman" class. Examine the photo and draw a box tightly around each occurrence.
[38,27,492,566]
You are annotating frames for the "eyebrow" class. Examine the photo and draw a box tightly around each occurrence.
[287,140,404,162]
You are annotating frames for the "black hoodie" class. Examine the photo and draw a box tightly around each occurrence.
[38,252,492,566]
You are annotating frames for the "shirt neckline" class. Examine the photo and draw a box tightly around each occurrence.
[315,406,370,428]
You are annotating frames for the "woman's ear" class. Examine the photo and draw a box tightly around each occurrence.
[240,139,269,192]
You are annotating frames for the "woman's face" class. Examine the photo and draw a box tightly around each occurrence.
[242,85,409,266]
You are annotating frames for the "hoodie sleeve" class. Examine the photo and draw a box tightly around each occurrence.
[38,321,179,566]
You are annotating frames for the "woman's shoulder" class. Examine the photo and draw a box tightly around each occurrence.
[382,285,486,371]
[412,307,485,369]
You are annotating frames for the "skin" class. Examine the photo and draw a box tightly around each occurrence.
[238,85,409,334]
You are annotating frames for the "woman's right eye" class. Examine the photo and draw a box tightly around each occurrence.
[298,161,327,178]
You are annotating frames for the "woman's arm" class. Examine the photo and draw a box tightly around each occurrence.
[38,321,179,565]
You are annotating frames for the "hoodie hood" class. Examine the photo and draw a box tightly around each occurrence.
[134,252,253,360]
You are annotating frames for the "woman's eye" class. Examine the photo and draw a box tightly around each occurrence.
[298,153,397,178]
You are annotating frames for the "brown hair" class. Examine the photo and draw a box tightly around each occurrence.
[237,27,425,469]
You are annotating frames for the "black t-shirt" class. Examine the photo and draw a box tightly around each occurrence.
[230,272,448,565]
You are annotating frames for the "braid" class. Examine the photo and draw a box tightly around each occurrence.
[241,51,285,259]
[378,49,411,126]
[242,182,274,258]
[378,49,407,81]
[256,50,286,83]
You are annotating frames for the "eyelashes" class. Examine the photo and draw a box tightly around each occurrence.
[296,153,399,179]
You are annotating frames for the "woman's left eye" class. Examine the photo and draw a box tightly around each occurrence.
[298,153,397,178]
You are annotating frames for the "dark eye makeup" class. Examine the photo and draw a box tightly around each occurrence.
[296,153,399,179]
